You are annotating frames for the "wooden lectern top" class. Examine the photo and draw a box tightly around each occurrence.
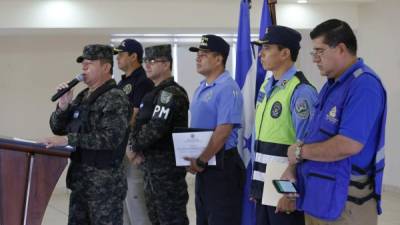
[0,135,74,158]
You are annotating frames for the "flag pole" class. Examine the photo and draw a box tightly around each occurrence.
[268,0,278,25]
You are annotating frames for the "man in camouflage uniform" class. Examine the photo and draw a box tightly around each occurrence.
[128,44,189,225]
[43,44,131,225]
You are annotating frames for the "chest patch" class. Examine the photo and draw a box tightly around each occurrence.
[123,84,132,95]
[271,101,282,118]
[327,106,338,123]
[204,90,213,102]
[160,91,173,104]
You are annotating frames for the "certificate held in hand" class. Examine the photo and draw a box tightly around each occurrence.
[172,128,216,166]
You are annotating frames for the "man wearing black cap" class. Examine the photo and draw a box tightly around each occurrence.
[114,39,153,225]
[187,34,245,225]
[128,44,190,225]
[250,25,318,225]
[43,44,131,225]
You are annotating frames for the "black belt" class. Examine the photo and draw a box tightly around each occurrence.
[224,147,237,158]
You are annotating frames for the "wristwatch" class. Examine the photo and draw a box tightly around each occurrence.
[196,158,208,169]
[294,142,304,162]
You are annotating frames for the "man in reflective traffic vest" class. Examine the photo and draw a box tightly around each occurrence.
[250,25,318,225]
[284,19,387,225]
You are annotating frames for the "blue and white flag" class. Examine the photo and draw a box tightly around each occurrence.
[256,0,273,97]
[235,1,257,225]
[235,1,273,224]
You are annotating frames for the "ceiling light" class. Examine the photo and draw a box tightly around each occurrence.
[297,0,308,3]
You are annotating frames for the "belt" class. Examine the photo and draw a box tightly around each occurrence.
[224,147,237,157]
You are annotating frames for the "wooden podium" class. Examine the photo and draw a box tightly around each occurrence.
[0,136,72,225]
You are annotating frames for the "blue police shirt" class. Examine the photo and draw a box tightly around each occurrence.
[263,66,318,140]
[190,71,243,150]
[307,58,385,169]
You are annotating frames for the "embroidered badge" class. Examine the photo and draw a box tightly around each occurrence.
[271,101,282,118]
[295,98,310,119]
[282,80,288,87]
[327,106,338,123]
[123,84,132,95]
[205,91,213,102]
[160,91,173,104]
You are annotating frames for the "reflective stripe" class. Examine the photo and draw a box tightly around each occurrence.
[255,152,288,164]
[376,147,385,164]
[350,174,369,181]
[353,68,363,78]
[253,170,265,182]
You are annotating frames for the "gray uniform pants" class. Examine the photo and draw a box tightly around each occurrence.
[123,160,151,225]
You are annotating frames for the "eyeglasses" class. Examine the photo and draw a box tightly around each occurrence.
[144,59,168,65]
[309,47,331,58]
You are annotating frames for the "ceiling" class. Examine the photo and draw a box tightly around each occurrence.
[279,0,376,2]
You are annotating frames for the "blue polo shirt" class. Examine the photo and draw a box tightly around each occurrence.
[306,58,385,169]
[190,71,243,150]
[262,66,318,140]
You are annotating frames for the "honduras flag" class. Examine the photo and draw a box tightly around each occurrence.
[235,1,272,225]
[235,1,257,225]
[256,0,272,98]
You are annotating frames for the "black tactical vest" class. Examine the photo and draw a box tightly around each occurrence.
[68,82,128,169]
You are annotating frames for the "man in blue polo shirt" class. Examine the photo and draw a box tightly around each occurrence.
[186,34,245,225]
[284,19,387,225]
[114,39,153,225]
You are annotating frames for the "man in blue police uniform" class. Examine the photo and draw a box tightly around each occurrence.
[114,39,153,225]
[186,34,245,225]
[285,19,387,225]
[250,25,318,225]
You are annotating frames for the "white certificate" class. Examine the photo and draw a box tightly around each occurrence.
[261,157,289,206]
[172,130,216,166]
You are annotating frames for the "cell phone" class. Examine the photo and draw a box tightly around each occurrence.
[272,180,298,194]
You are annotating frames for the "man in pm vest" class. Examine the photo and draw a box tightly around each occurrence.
[128,44,190,225]
[285,19,387,225]
[250,25,318,225]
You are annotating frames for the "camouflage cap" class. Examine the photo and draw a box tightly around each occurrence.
[76,44,114,63]
[144,44,172,61]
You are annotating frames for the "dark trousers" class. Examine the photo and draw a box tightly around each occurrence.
[256,202,305,225]
[68,189,124,225]
[142,153,189,225]
[195,149,246,225]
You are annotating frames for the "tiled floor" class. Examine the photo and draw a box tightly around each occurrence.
[42,174,400,225]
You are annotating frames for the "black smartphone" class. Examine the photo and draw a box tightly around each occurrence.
[272,180,298,194]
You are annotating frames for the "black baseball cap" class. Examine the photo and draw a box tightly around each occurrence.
[113,39,144,59]
[189,34,230,58]
[252,25,302,51]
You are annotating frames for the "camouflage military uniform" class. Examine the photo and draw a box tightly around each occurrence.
[50,44,132,225]
[130,76,190,225]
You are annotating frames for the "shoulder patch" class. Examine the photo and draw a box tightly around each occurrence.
[295,98,310,119]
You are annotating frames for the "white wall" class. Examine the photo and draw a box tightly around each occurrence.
[0,35,109,139]
[357,0,400,189]
[0,1,358,32]
[0,0,398,189]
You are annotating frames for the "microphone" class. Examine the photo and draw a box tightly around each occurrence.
[51,74,84,102]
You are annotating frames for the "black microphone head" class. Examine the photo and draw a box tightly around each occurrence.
[51,74,84,102]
